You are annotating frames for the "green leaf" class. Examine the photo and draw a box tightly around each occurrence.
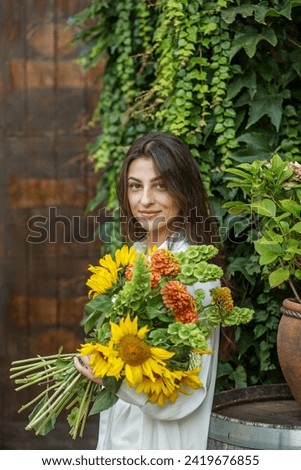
[225,167,253,179]
[102,376,122,394]
[89,388,118,416]
[254,324,266,339]
[222,201,251,215]
[254,240,282,264]
[231,365,247,388]
[230,27,277,59]
[83,295,112,333]
[268,268,290,288]
[227,70,257,100]
[29,396,56,436]
[247,94,283,131]
[280,199,300,218]
[262,230,283,244]
[216,362,233,378]
[221,5,255,24]
[251,199,276,217]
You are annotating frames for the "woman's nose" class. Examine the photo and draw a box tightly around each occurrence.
[140,188,154,205]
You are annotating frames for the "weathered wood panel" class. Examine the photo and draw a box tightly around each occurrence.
[0,0,104,449]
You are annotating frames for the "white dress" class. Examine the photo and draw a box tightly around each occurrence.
[96,238,220,450]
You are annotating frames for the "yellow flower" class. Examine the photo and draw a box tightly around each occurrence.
[78,342,113,378]
[210,286,234,314]
[86,245,137,298]
[86,315,174,386]
[180,368,202,391]
[86,269,116,298]
[136,372,179,406]
[147,245,158,257]
[115,245,137,267]
[108,315,174,386]
[135,368,202,406]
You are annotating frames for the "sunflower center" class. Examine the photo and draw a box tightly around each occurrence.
[119,335,151,366]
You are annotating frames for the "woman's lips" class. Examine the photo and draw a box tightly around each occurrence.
[138,211,161,219]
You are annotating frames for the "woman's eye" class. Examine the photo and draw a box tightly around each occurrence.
[155,183,166,190]
[129,183,141,190]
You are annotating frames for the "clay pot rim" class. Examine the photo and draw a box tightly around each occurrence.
[282,298,301,313]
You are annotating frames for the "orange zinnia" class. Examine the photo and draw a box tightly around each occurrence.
[174,307,198,323]
[125,264,134,281]
[161,280,198,323]
[151,249,181,277]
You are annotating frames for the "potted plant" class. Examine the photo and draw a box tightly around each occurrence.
[223,154,301,405]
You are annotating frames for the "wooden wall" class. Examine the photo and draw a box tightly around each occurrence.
[0,0,103,449]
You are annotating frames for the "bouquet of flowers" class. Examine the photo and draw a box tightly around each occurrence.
[10,244,254,439]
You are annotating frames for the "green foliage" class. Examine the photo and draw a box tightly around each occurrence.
[224,155,301,298]
[69,0,301,390]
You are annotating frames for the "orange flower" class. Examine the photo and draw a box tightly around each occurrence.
[151,249,181,277]
[150,271,162,289]
[125,262,162,289]
[174,308,198,323]
[161,280,194,309]
[161,280,198,323]
[125,264,134,281]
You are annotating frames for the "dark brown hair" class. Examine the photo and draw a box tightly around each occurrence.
[117,131,220,247]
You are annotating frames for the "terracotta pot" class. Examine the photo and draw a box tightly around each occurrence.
[277,298,301,407]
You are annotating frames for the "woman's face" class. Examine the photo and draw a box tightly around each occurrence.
[127,157,180,247]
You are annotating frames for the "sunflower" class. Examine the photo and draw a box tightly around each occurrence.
[86,270,116,298]
[135,368,202,406]
[78,342,113,377]
[135,371,180,406]
[109,315,175,386]
[86,245,137,298]
[84,315,175,386]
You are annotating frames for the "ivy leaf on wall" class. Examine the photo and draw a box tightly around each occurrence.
[255,2,294,23]
[227,70,257,101]
[221,5,255,24]
[230,27,277,59]
[246,88,283,131]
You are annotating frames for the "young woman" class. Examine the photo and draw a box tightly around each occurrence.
[74,132,221,450]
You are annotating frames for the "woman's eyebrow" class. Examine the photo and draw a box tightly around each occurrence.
[127,176,162,182]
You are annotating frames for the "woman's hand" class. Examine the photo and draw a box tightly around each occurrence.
[73,355,102,385]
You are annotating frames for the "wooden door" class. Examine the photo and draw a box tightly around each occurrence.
[0,0,103,449]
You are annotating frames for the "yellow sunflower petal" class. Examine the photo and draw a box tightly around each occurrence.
[123,314,138,336]
[125,363,143,385]
[110,322,124,344]
[137,325,149,340]
[86,269,115,297]
[77,343,93,356]
[150,347,175,362]
[106,357,124,379]
[142,357,165,381]
[90,355,110,377]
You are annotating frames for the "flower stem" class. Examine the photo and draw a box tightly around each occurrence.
[18,383,59,412]
[79,382,99,438]
[70,378,93,439]
[13,364,72,390]
[26,370,81,430]
[10,360,59,378]
[10,353,74,367]
[34,381,79,435]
